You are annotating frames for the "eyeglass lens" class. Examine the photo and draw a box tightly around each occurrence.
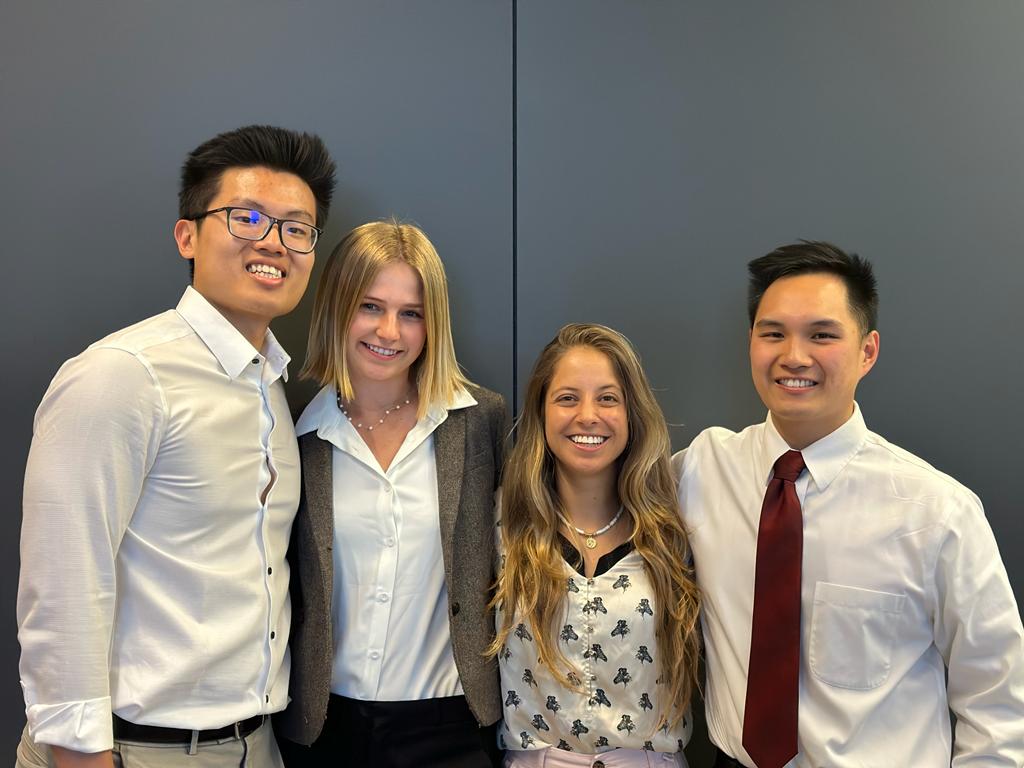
[226,208,317,252]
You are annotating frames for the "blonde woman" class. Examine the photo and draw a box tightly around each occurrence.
[492,324,700,767]
[276,221,507,767]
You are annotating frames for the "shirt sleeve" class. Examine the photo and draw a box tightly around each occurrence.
[673,429,715,529]
[18,346,166,753]
[670,446,687,483]
[932,489,1024,765]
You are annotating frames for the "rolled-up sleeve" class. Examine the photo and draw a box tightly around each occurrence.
[18,347,165,753]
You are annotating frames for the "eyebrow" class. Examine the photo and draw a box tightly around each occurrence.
[363,294,424,310]
[230,198,314,222]
[754,318,843,329]
[551,384,623,393]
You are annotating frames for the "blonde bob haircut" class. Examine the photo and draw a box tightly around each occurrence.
[301,220,470,416]
[490,323,701,731]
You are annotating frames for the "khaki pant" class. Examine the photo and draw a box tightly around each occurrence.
[16,720,284,768]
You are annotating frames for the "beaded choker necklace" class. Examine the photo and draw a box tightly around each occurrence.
[336,389,412,432]
[571,505,625,549]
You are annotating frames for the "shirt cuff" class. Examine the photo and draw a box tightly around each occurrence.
[26,697,113,753]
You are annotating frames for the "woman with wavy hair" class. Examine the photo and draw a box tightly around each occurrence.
[491,323,700,767]
[276,220,507,768]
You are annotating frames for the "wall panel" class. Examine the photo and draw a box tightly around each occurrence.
[4,1,1023,764]
[0,0,512,754]
[516,2,1024,763]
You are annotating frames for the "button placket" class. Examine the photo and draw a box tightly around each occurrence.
[582,575,595,711]
[255,362,284,706]
[365,475,399,696]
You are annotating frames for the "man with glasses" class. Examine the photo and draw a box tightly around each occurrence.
[17,125,336,768]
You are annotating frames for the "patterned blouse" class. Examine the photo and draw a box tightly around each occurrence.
[496,533,691,755]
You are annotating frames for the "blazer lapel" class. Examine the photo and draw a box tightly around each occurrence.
[434,408,465,574]
[300,434,335,575]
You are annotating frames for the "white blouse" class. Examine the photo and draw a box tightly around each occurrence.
[496,531,691,755]
[296,385,478,701]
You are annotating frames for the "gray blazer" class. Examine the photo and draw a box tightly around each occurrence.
[276,385,508,745]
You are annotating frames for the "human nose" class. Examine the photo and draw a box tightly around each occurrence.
[254,221,288,255]
[377,312,400,341]
[780,337,812,368]
[576,396,600,424]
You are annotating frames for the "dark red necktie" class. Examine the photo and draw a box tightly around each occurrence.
[742,449,806,768]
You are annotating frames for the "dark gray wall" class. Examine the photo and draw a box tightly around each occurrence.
[516,0,1023,586]
[4,2,1022,765]
[1,0,513,758]
[516,3,1023,763]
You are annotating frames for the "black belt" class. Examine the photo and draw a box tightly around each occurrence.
[112,713,265,744]
[713,750,746,768]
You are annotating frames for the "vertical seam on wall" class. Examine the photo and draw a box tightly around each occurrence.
[511,0,519,416]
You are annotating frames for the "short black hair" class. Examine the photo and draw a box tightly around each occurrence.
[179,124,336,227]
[747,240,878,334]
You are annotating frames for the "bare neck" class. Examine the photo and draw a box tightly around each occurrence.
[554,467,620,531]
[347,374,417,413]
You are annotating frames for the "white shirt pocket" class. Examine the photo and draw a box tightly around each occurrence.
[808,581,907,690]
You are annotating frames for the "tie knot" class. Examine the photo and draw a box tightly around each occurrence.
[773,450,805,482]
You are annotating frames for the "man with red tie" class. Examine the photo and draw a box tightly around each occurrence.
[673,241,1024,767]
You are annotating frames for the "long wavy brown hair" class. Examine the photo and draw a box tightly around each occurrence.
[489,323,701,730]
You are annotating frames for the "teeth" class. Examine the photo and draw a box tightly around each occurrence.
[570,435,607,445]
[248,264,283,278]
[366,343,399,357]
[779,378,815,388]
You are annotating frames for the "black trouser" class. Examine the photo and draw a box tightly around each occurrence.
[713,749,747,767]
[277,694,500,768]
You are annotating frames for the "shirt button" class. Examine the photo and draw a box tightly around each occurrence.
[252,357,260,365]
[270,631,276,640]
[384,537,396,547]
[377,592,390,603]
[369,650,381,660]
[265,695,269,703]
[384,486,393,494]
[593,762,605,768]
[267,567,273,575]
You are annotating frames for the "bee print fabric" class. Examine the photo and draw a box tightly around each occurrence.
[496,550,691,754]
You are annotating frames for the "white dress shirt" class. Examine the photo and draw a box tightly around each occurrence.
[19,286,299,753]
[295,385,478,701]
[673,404,1024,766]
[495,539,691,757]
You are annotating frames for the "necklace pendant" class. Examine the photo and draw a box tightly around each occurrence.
[585,536,598,549]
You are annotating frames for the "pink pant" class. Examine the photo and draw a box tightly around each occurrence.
[504,748,687,768]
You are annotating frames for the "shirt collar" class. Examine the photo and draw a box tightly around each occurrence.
[175,286,290,381]
[425,386,477,423]
[295,385,478,442]
[758,402,868,492]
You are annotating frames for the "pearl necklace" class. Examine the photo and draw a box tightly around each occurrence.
[571,505,625,549]
[336,389,412,431]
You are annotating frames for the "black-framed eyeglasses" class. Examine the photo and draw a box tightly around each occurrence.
[191,206,322,254]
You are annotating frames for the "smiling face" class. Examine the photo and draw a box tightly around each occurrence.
[750,272,879,449]
[345,260,427,394]
[174,166,317,348]
[544,346,629,484]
